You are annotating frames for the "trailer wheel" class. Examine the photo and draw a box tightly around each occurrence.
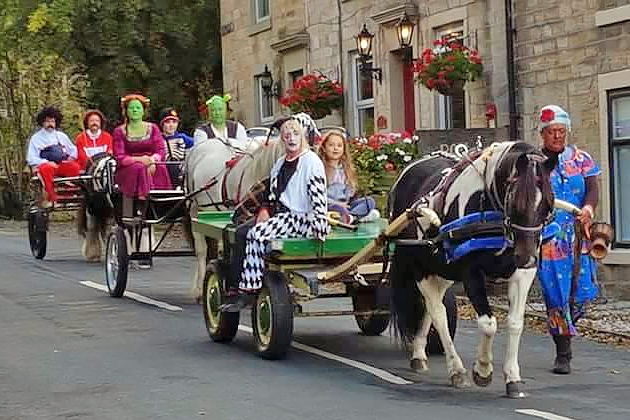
[105,226,129,297]
[252,272,294,360]
[28,208,47,260]
[352,286,390,336]
[203,262,239,343]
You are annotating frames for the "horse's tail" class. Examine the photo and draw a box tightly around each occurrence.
[77,200,87,238]
[181,205,194,249]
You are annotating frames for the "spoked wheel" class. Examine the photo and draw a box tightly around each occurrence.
[105,226,129,297]
[28,208,48,260]
[202,262,239,343]
[351,285,390,336]
[426,288,458,355]
[252,272,294,360]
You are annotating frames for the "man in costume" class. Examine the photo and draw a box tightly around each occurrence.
[75,109,113,171]
[159,107,194,188]
[26,106,81,208]
[193,94,249,152]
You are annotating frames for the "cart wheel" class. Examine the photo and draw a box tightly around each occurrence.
[28,209,47,260]
[203,262,239,343]
[426,288,457,355]
[252,272,294,360]
[105,226,129,298]
[352,286,390,336]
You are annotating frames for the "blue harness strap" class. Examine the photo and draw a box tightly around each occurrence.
[439,211,512,262]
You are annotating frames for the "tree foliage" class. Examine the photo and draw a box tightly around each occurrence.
[0,0,223,207]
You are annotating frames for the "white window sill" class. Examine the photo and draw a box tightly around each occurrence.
[248,18,271,37]
[603,249,630,265]
[595,4,630,27]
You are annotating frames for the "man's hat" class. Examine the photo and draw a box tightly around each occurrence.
[159,107,180,127]
[83,109,106,130]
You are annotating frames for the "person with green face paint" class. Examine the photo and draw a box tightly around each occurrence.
[193,94,249,151]
[113,93,172,200]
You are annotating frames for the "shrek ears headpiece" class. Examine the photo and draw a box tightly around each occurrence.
[206,94,231,108]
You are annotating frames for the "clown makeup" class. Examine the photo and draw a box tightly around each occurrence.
[281,121,305,159]
[322,134,345,165]
[162,119,178,136]
[541,123,567,153]
[43,116,56,131]
[87,114,101,134]
[126,99,145,122]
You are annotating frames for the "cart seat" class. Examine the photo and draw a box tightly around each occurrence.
[148,189,187,202]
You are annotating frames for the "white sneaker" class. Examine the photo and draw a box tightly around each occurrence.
[359,209,381,223]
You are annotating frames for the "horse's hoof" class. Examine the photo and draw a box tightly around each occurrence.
[472,369,493,387]
[505,381,527,399]
[450,371,471,389]
[410,358,429,372]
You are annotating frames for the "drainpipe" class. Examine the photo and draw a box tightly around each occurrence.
[336,0,346,126]
[505,0,518,141]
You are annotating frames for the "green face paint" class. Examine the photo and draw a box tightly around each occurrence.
[209,100,226,128]
[126,99,144,122]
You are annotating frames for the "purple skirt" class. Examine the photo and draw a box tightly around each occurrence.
[116,162,172,198]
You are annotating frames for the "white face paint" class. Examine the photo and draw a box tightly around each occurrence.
[281,125,303,156]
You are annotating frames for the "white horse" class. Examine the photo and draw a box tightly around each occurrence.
[185,136,286,300]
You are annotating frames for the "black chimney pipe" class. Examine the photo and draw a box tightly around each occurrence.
[505,0,518,141]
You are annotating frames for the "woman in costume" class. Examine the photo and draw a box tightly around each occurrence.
[537,105,601,374]
[113,94,172,202]
[223,116,329,311]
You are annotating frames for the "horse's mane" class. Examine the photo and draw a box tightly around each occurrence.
[236,137,285,186]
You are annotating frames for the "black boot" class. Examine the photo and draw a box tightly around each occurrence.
[552,335,572,374]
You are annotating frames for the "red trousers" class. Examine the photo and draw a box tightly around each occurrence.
[37,161,81,202]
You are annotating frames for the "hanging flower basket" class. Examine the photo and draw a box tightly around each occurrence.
[413,38,483,95]
[279,73,343,120]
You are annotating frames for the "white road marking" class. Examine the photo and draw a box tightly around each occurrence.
[237,325,412,385]
[515,409,576,420]
[80,281,183,312]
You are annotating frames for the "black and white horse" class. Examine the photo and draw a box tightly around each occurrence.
[77,153,117,262]
[389,141,554,398]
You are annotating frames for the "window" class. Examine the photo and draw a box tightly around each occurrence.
[353,56,375,137]
[434,22,466,129]
[256,77,274,124]
[255,0,270,23]
[289,69,304,87]
[609,90,630,247]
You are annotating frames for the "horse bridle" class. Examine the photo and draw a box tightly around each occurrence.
[487,150,552,241]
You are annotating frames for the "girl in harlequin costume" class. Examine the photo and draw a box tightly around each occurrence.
[222,116,329,311]
[537,105,601,375]
[317,130,380,224]
[158,107,194,188]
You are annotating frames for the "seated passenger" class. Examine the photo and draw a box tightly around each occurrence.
[317,130,380,224]
[26,106,81,208]
[75,109,113,171]
[113,94,172,202]
[159,107,193,188]
[222,117,329,311]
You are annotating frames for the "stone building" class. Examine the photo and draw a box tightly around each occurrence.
[219,0,630,295]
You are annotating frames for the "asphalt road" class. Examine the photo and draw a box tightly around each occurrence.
[1,228,629,420]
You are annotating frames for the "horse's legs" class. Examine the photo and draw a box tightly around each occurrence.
[191,231,206,302]
[465,268,497,387]
[83,211,102,263]
[410,309,432,372]
[503,267,536,398]
[418,275,470,388]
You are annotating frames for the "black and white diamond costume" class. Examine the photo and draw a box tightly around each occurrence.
[238,149,329,290]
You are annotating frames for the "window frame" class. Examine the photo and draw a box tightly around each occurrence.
[254,0,270,24]
[256,76,275,125]
[608,88,630,248]
[434,21,466,129]
[352,55,375,137]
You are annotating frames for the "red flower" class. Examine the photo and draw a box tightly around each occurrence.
[426,78,436,89]
[541,108,555,123]
[446,55,456,62]
[384,162,396,172]
[437,70,447,79]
